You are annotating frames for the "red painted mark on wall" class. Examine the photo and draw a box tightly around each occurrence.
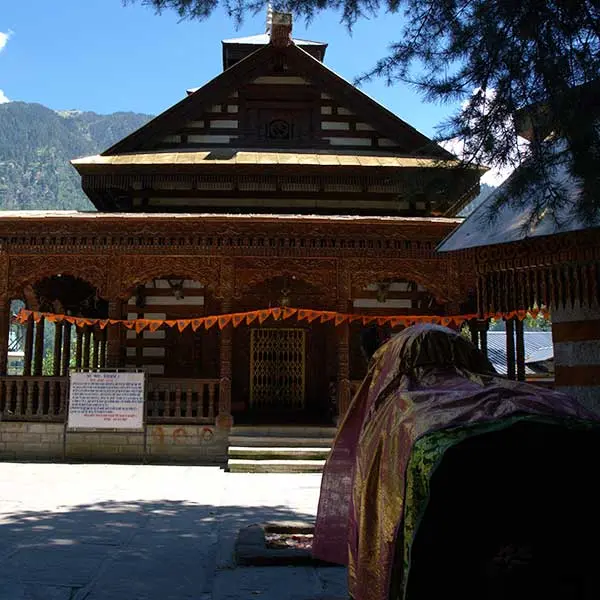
[202,427,214,442]
[153,426,165,445]
[173,427,186,444]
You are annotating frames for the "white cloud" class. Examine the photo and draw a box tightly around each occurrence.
[0,30,12,53]
[0,89,9,104]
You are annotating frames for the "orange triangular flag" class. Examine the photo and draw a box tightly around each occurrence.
[122,320,136,329]
[334,313,347,326]
[441,317,452,327]
[148,320,163,332]
[306,311,321,323]
[271,308,282,321]
[232,313,245,328]
[32,311,43,323]
[320,312,335,323]
[246,312,258,325]
[164,320,177,328]
[135,319,150,333]
[258,310,271,324]
[97,319,110,330]
[177,320,190,332]
[64,316,77,324]
[191,318,205,331]
[282,307,297,320]
[46,314,61,323]
[204,316,218,329]
[218,315,232,329]
[297,310,309,322]
[377,317,391,326]
[390,317,405,327]
[15,309,31,324]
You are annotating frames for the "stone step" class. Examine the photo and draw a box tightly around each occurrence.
[228,436,334,448]
[228,459,327,473]
[228,446,331,460]
[230,425,337,439]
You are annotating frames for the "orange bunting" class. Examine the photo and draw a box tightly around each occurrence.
[12,307,547,335]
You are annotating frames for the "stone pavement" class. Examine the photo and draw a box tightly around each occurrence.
[0,463,347,600]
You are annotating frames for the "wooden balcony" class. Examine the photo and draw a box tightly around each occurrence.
[0,376,219,424]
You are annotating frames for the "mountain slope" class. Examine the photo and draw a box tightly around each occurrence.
[0,102,152,210]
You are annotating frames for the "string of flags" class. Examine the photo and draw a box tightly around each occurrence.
[14,306,547,332]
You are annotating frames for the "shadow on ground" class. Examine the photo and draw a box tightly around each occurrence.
[0,499,340,600]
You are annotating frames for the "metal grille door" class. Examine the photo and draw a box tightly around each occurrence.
[250,328,306,409]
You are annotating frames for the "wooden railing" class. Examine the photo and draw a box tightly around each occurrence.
[146,378,219,424]
[0,376,68,421]
[0,376,219,424]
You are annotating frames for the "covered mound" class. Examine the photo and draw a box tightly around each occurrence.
[313,324,600,600]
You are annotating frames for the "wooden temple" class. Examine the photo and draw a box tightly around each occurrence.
[0,13,483,463]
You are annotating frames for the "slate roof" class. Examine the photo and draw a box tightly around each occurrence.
[487,331,554,375]
[438,146,600,252]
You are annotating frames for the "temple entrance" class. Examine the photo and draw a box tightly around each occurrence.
[250,328,306,410]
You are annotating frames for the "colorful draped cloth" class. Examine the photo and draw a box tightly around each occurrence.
[312,324,598,600]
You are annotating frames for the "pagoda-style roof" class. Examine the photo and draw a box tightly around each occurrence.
[72,13,483,216]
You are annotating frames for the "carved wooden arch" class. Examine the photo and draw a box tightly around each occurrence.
[347,259,459,305]
[7,255,109,301]
[119,255,221,300]
[235,260,337,304]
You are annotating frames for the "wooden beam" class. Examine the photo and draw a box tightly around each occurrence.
[505,318,516,380]
[515,318,526,381]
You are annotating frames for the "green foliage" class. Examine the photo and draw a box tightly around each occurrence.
[0,103,152,210]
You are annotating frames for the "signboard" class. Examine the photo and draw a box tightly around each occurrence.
[67,371,145,431]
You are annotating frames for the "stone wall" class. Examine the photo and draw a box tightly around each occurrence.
[0,422,228,464]
[0,422,64,461]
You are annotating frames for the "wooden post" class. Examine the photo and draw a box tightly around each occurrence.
[469,319,480,349]
[479,319,489,360]
[52,321,63,376]
[0,297,9,376]
[33,317,45,376]
[92,328,100,370]
[61,321,72,376]
[217,297,233,430]
[23,318,34,376]
[82,326,92,369]
[99,328,107,368]
[75,326,84,369]
[106,299,123,368]
[515,318,526,381]
[337,295,351,421]
[505,318,516,380]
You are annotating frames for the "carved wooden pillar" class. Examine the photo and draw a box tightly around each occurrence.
[337,267,352,421]
[0,296,10,376]
[61,322,72,376]
[216,259,234,430]
[23,318,34,376]
[52,321,63,376]
[33,317,45,376]
[106,299,123,368]
[217,297,233,429]
[505,318,516,380]
[515,318,526,381]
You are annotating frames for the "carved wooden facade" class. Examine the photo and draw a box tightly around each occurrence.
[0,17,481,428]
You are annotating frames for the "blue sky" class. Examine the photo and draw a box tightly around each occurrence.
[0,0,461,138]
